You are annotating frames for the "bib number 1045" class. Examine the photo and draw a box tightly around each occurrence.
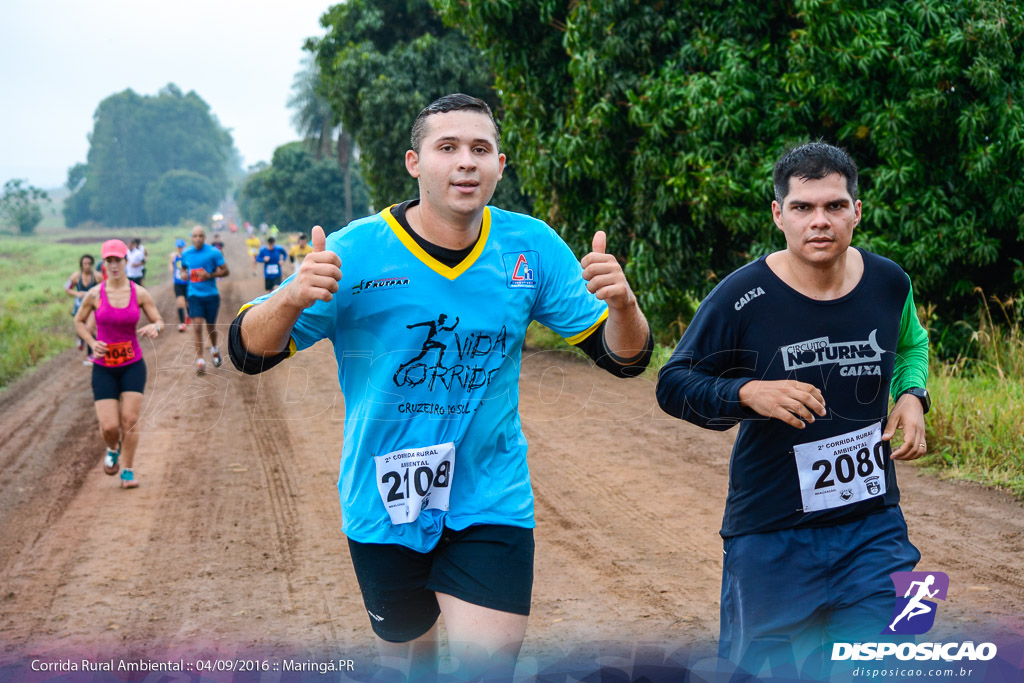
[374,443,455,525]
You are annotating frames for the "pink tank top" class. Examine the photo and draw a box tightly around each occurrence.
[94,281,142,368]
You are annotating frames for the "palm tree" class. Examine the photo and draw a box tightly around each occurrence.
[289,56,355,222]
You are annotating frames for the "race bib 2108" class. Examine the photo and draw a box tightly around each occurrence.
[374,443,455,525]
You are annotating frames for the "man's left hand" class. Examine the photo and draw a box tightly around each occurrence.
[883,393,928,460]
[581,231,636,311]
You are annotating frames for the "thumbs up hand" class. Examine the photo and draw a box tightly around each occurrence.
[580,230,636,311]
[284,225,342,310]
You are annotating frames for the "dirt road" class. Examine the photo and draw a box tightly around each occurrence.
[0,234,1021,679]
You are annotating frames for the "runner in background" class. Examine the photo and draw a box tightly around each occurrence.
[126,238,146,286]
[256,236,288,291]
[75,239,164,489]
[180,225,229,373]
[288,233,313,275]
[66,253,101,364]
[170,239,190,332]
[245,233,262,276]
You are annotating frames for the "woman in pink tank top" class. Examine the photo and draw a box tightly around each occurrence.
[75,239,164,489]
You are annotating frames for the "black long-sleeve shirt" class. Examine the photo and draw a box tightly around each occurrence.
[656,249,929,538]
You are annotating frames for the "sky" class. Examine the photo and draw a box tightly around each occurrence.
[0,0,336,190]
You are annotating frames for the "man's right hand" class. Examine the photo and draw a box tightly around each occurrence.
[738,379,827,429]
[283,225,341,310]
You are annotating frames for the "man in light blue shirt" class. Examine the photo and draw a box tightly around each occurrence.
[229,94,652,679]
[180,225,229,373]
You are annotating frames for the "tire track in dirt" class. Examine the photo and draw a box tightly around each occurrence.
[520,351,728,646]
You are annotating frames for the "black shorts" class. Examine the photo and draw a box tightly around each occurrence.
[173,283,188,298]
[187,294,220,322]
[91,359,147,401]
[347,524,534,642]
[264,275,282,291]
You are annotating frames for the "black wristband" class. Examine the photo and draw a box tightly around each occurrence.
[228,306,291,375]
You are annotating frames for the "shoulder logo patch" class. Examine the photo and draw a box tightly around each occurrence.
[502,251,539,289]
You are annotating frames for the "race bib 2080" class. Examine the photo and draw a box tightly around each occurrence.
[793,422,887,513]
[374,443,455,525]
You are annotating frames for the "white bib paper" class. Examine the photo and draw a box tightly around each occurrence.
[793,422,887,513]
[265,263,280,276]
[374,442,455,525]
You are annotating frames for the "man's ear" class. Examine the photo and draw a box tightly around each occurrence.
[406,149,420,179]
[771,200,784,230]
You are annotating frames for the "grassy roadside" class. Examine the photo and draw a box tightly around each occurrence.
[0,227,183,390]
[526,306,1024,499]
[918,296,1024,497]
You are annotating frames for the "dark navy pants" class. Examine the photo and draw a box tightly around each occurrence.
[719,506,920,680]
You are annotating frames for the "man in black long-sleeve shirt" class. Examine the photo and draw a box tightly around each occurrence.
[657,142,930,678]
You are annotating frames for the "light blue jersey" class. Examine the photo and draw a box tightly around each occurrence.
[241,206,608,551]
[181,244,225,298]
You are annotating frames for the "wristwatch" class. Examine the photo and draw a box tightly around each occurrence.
[897,387,930,414]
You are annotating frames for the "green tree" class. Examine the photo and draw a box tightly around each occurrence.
[0,179,50,234]
[309,0,530,215]
[65,84,239,227]
[143,170,221,225]
[436,0,1024,338]
[238,142,371,234]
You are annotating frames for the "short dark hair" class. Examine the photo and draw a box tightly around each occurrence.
[267,236,275,243]
[80,253,94,268]
[298,233,308,240]
[773,141,858,205]
[410,93,500,153]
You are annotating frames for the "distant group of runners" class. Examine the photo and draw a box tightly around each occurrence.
[63,94,932,680]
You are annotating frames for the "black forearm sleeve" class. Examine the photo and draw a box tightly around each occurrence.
[573,320,654,378]
[228,306,291,375]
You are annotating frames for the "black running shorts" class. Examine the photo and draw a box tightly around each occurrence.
[173,283,188,298]
[347,524,534,642]
[92,358,147,401]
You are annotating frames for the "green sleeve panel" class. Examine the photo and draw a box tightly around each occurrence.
[890,282,929,398]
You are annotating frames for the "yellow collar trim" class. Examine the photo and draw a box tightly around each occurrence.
[382,205,490,281]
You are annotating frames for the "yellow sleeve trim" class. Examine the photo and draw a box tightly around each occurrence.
[236,302,298,358]
[565,308,609,345]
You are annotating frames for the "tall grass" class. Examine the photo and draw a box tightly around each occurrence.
[921,291,1024,497]
[0,228,181,390]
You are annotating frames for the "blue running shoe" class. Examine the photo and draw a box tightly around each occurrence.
[120,468,138,489]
